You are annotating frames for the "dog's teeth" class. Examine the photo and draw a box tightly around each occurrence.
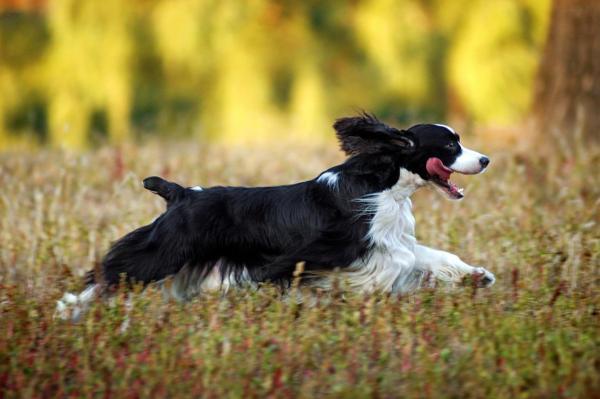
[458,188,464,194]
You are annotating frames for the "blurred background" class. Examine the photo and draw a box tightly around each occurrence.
[0,0,597,149]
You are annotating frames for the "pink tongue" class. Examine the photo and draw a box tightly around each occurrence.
[426,158,452,180]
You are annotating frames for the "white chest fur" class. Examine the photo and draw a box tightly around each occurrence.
[341,168,426,293]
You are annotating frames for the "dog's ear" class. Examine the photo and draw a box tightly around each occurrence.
[333,114,416,156]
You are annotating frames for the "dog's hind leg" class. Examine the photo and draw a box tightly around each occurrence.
[55,222,196,321]
[56,178,197,321]
[99,221,194,288]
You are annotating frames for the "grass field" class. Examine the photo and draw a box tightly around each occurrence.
[0,139,598,398]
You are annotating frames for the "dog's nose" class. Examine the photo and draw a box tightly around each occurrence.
[479,156,490,168]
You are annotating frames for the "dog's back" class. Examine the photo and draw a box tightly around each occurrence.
[91,175,370,289]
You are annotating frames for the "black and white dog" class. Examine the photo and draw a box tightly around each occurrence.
[57,114,494,319]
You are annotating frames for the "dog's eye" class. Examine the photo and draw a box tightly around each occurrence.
[445,142,457,150]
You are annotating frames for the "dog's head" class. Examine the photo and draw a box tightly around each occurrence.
[334,114,489,199]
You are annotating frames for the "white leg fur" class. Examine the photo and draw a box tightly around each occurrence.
[414,244,495,287]
[55,284,101,321]
[161,260,254,302]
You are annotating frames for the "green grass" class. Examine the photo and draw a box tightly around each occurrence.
[0,140,598,398]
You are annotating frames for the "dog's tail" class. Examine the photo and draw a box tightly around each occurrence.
[143,176,185,207]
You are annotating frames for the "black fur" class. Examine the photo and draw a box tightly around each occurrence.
[334,113,416,156]
[90,115,471,289]
[143,176,185,207]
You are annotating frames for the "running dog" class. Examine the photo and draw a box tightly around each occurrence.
[57,114,495,319]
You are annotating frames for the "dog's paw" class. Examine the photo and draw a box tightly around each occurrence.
[55,293,83,322]
[54,285,99,322]
[472,267,495,288]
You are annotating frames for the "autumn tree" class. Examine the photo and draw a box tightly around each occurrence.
[533,0,600,143]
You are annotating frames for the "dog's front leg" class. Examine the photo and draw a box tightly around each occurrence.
[414,244,495,287]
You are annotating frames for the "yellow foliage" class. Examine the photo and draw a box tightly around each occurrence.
[354,0,431,102]
[0,0,551,148]
[46,0,132,147]
[151,0,209,77]
[448,0,544,123]
[290,60,328,138]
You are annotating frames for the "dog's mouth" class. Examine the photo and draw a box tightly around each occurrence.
[425,157,464,200]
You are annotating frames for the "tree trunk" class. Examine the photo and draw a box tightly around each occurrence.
[533,0,600,143]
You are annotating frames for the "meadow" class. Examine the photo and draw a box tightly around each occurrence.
[0,138,598,398]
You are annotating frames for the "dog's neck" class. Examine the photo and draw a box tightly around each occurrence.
[389,168,427,201]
